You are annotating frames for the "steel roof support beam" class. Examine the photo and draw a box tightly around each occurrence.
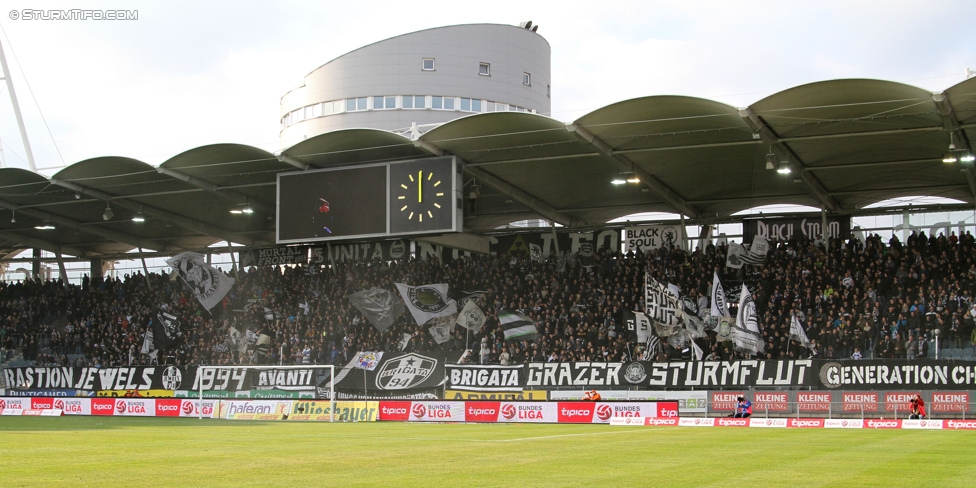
[739,109,840,212]
[934,93,972,153]
[49,179,268,247]
[155,167,273,214]
[0,198,167,251]
[0,232,91,258]
[277,154,309,171]
[412,139,586,227]
[567,124,700,219]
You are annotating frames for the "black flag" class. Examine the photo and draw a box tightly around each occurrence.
[152,309,183,350]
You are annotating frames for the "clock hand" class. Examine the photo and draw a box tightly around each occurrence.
[418,170,423,203]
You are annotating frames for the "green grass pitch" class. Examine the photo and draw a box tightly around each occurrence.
[0,416,973,487]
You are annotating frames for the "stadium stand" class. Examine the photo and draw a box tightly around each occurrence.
[2,229,974,369]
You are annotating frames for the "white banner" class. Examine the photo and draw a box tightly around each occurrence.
[624,225,684,251]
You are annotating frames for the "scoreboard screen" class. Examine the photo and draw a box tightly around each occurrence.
[276,157,461,244]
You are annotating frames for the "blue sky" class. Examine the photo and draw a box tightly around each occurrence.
[0,0,972,172]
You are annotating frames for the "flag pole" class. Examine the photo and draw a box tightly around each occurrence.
[787,313,793,357]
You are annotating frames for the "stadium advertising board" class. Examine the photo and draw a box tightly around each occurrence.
[547,390,707,413]
[290,400,378,421]
[213,400,293,420]
[444,390,548,401]
[932,391,969,412]
[376,401,678,423]
[797,391,832,412]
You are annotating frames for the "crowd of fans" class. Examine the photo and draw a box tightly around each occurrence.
[2,229,976,369]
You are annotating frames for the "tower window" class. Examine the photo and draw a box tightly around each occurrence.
[479,62,490,76]
[523,72,531,86]
[422,58,435,71]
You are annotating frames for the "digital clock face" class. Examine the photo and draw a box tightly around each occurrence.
[389,157,457,235]
[277,156,459,243]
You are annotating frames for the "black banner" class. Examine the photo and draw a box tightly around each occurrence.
[9,359,973,395]
[618,360,816,389]
[309,239,410,264]
[3,366,188,391]
[188,367,331,392]
[816,360,976,390]
[742,216,851,243]
[333,351,462,393]
[446,364,524,391]
[487,229,619,258]
[239,246,309,267]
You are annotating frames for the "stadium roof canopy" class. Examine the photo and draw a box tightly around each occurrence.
[1,77,975,261]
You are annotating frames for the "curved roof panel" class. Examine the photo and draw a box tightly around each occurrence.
[2,77,973,261]
[281,129,425,169]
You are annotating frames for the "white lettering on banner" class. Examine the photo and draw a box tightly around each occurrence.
[637,360,812,388]
[820,362,952,388]
[753,218,843,241]
[525,363,621,387]
[448,367,520,388]
[4,367,157,390]
[191,368,247,391]
[623,226,683,251]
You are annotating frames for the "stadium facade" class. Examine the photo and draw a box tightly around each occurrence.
[279,23,551,147]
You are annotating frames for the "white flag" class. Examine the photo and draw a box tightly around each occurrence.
[166,251,235,310]
[455,300,486,333]
[710,269,730,318]
[140,329,155,355]
[644,274,687,337]
[427,315,456,344]
[691,340,704,361]
[395,283,458,326]
[353,351,383,370]
[732,284,765,355]
[790,314,813,349]
[529,243,543,262]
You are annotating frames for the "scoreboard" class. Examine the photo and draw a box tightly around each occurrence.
[276,156,462,244]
